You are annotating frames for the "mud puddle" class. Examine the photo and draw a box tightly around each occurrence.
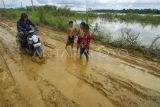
[21,52,115,107]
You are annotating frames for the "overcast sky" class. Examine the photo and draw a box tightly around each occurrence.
[0,0,160,10]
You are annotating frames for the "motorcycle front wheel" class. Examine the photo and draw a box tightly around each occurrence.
[34,47,43,58]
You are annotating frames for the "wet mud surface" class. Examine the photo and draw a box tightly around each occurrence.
[0,17,160,107]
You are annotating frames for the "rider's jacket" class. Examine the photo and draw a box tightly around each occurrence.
[17,19,35,32]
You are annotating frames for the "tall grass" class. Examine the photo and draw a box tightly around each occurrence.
[149,36,160,58]
[0,5,73,31]
[112,29,141,50]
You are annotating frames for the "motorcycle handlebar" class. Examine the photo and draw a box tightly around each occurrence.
[20,26,39,35]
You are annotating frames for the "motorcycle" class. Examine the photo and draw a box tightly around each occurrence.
[17,29,44,60]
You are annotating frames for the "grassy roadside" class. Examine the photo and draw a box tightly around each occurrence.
[0,6,70,31]
[0,6,96,31]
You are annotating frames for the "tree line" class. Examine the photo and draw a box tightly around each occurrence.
[92,9,160,14]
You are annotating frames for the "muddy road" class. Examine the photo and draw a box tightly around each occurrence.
[0,18,160,107]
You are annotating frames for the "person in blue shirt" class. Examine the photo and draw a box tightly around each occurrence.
[17,13,36,48]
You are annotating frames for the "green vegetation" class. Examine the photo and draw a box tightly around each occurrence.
[0,5,74,31]
[0,5,97,30]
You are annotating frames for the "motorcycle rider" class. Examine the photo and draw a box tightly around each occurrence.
[17,13,37,48]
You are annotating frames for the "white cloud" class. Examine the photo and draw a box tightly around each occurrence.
[0,0,160,9]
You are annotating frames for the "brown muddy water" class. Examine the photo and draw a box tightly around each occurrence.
[0,18,160,107]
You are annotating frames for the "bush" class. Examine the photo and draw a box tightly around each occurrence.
[113,29,141,49]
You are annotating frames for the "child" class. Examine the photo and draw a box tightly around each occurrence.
[65,21,77,49]
[77,22,85,53]
[80,24,91,63]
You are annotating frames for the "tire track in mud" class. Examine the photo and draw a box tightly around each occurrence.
[0,50,15,82]
[69,67,160,107]
[36,76,80,107]
[0,43,33,107]
[94,46,160,77]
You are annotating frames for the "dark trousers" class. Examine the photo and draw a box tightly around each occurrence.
[18,33,28,48]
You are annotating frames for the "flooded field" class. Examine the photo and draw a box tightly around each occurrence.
[76,17,160,46]
[0,17,160,107]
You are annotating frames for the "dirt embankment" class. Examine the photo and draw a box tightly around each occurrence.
[0,17,160,107]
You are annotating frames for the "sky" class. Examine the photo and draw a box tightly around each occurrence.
[0,0,160,10]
